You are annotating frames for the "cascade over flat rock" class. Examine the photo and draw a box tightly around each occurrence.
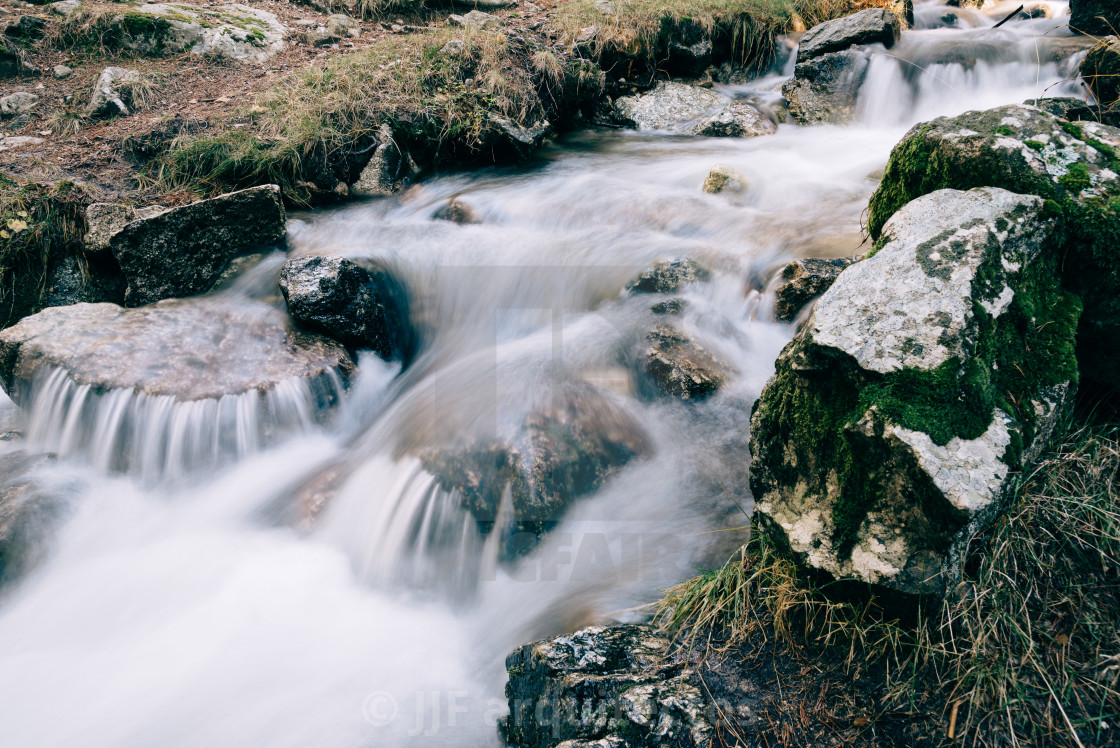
[0,300,354,403]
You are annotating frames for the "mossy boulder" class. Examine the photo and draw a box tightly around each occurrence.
[750,187,1079,596]
[866,103,1120,383]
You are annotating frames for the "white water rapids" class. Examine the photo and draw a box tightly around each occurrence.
[0,2,1090,745]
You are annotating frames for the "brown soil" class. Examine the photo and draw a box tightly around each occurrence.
[0,0,564,205]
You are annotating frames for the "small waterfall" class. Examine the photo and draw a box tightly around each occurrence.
[24,366,345,484]
[317,455,504,600]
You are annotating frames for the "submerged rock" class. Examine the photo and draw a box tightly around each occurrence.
[796,8,901,63]
[627,258,710,294]
[782,49,869,124]
[433,197,480,224]
[772,256,859,322]
[0,452,68,588]
[502,625,714,748]
[640,323,728,402]
[1070,0,1119,36]
[750,188,1079,596]
[0,300,353,404]
[279,255,412,362]
[109,185,285,305]
[866,103,1120,383]
[613,82,774,137]
[421,385,649,544]
[702,164,745,193]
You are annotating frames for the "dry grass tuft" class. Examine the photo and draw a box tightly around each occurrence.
[658,419,1120,746]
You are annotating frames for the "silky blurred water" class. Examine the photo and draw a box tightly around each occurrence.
[0,2,1090,745]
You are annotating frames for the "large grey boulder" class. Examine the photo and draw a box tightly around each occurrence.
[750,187,1080,596]
[1070,0,1118,36]
[866,103,1120,383]
[782,49,869,124]
[108,185,285,306]
[796,8,901,63]
[448,10,500,30]
[613,82,775,137]
[98,4,286,63]
[279,255,412,362]
[0,300,353,404]
[502,625,714,748]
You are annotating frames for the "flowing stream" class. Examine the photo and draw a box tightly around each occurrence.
[0,2,1090,745]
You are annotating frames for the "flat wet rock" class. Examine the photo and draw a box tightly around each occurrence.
[0,300,354,404]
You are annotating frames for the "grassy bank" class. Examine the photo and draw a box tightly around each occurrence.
[151,26,601,201]
[659,419,1120,746]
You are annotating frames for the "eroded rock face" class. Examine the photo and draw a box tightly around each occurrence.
[421,385,649,545]
[796,8,901,63]
[502,625,714,748]
[613,83,775,137]
[279,255,412,362]
[0,300,353,404]
[641,324,728,402]
[782,49,869,125]
[109,185,285,305]
[1070,0,1118,36]
[866,103,1120,383]
[772,256,859,322]
[750,188,1079,596]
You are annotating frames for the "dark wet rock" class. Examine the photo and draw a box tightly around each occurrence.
[279,255,412,362]
[43,253,125,308]
[783,49,869,125]
[109,185,285,306]
[751,188,1078,596]
[651,298,686,315]
[502,624,714,748]
[1070,0,1119,36]
[668,37,713,77]
[772,256,859,322]
[433,197,480,224]
[866,103,1120,384]
[120,115,207,163]
[641,324,727,402]
[0,300,354,404]
[627,258,710,294]
[421,386,649,545]
[491,115,551,157]
[797,8,901,63]
[1082,38,1120,111]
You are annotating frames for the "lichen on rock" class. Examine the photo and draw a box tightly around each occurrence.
[749,187,1080,595]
